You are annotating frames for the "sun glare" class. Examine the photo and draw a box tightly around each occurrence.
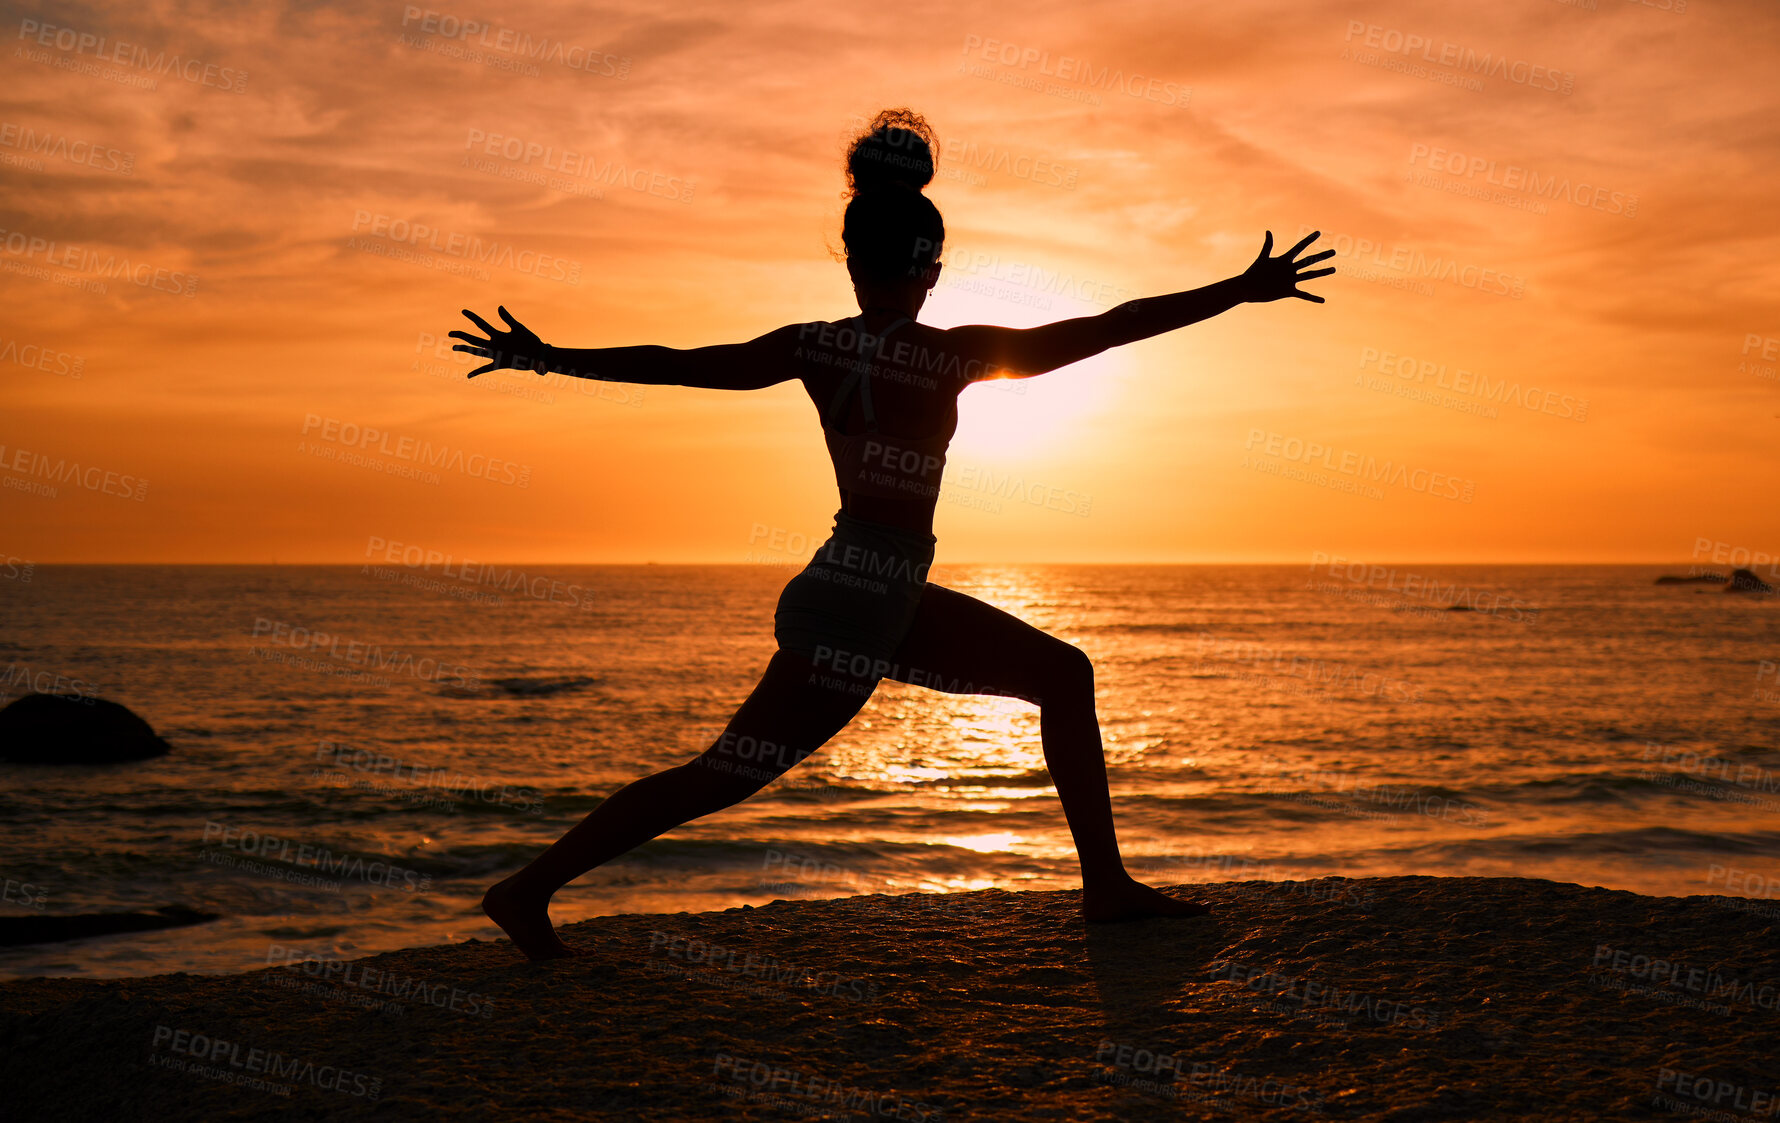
[928,284,1128,458]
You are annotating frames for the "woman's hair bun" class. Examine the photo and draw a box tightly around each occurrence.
[840,109,945,282]
[846,108,936,195]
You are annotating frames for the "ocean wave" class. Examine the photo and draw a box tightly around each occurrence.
[1367,826,1780,862]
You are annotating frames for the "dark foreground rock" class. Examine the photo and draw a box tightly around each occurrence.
[2,877,1776,1122]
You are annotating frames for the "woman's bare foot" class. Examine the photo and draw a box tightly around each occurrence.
[482,877,580,960]
[1082,876,1211,923]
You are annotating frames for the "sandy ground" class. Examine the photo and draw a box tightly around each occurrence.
[4,876,1778,1121]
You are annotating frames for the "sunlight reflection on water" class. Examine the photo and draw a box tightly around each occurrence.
[6,563,1779,978]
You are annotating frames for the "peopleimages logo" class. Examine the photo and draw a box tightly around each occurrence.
[1653,1069,1777,1121]
[399,7,630,77]
[1307,552,1540,622]
[249,617,480,689]
[265,943,496,1017]
[314,739,545,814]
[15,19,249,92]
[149,1025,381,1099]
[300,414,531,487]
[1342,21,1574,95]
[0,441,149,501]
[1357,347,1589,421]
[2,661,102,701]
[462,129,694,203]
[202,821,433,893]
[0,334,85,377]
[1305,228,1524,298]
[362,535,597,609]
[0,226,197,296]
[1591,945,1780,1012]
[1244,430,1475,502]
[1407,144,1637,217]
[959,34,1191,106]
[349,211,581,285]
[0,122,134,175]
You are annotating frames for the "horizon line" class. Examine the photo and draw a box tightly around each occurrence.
[8,559,1762,568]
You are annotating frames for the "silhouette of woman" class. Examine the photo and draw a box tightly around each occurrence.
[452,109,1334,959]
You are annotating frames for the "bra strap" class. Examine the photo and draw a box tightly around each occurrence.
[822,316,866,428]
[856,352,877,428]
[825,314,911,431]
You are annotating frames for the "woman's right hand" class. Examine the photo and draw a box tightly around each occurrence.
[449,306,548,378]
[1237,231,1335,304]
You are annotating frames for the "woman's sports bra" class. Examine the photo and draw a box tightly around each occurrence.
[822,315,951,503]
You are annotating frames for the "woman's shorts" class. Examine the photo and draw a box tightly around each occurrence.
[773,508,936,663]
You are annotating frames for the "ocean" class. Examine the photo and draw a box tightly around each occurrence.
[1,563,1776,980]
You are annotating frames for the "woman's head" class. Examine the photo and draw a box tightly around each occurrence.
[842,109,944,290]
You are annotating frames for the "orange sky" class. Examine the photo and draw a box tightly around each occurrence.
[3,0,1776,564]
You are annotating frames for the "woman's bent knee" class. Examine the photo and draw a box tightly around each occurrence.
[1041,642,1095,703]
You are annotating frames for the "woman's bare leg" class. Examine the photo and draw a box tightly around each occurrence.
[883,584,1207,922]
[484,649,876,959]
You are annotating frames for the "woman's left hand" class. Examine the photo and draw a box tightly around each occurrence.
[449,306,547,378]
[1237,231,1336,304]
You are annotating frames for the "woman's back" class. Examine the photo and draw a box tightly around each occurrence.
[796,311,968,533]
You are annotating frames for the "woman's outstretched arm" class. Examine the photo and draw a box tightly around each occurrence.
[449,307,802,390]
[948,230,1334,378]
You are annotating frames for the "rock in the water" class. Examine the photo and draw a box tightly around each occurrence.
[1725,568,1775,594]
[0,905,219,947]
[0,693,172,763]
[1654,573,1728,585]
[490,676,597,697]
